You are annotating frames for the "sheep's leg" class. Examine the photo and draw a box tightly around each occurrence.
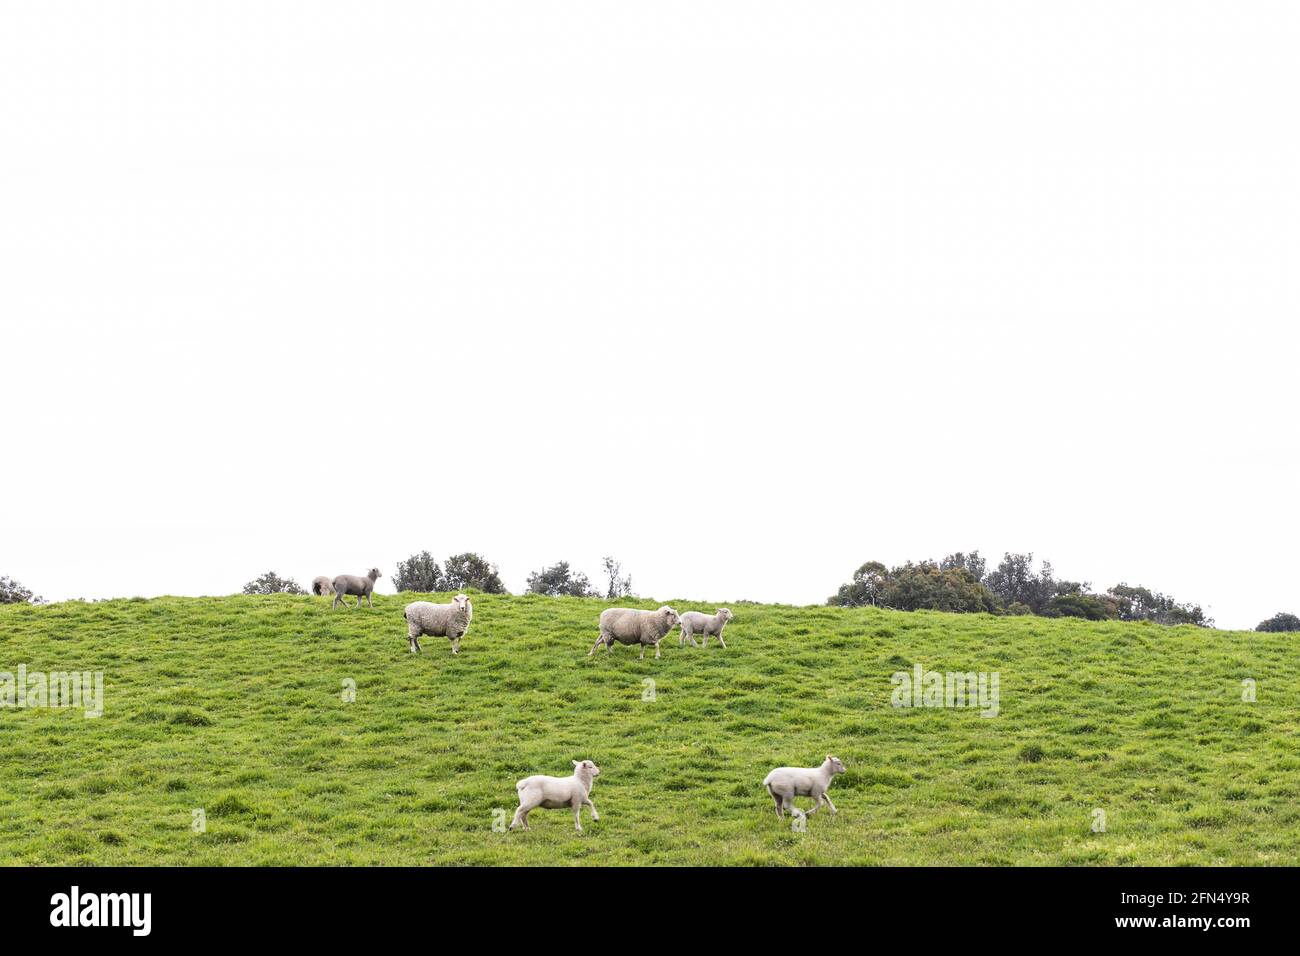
[331,594,340,610]
[367,593,374,608]
[653,641,661,660]
[639,643,646,660]
[573,801,584,833]
[451,636,461,655]
[781,796,799,821]
[772,793,784,819]
[716,630,727,649]
[806,793,823,816]
[511,793,540,830]
[823,793,838,816]
[584,797,599,822]
[699,632,708,649]
[588,633,607,656]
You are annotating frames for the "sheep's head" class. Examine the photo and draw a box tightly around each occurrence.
[717,608,733,623]
[825,754,846,775]
[659,606,680,628]
[572,759,600,779]
[452,593,471,614]
[368,568,382,581]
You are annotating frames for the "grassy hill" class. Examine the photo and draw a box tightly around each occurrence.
[1,592,1296,865]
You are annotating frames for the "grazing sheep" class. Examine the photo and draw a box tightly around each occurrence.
[311,576,334,597]
[763,755,847,823]
[510,759,601,833]
[331,568,381,609]
[679,608,734,648]
[404,594,473,654]
[588,606,680,660]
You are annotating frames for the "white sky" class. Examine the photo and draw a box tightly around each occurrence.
[1,2,1296,630]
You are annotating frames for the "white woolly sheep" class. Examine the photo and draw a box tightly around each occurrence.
[404,594,473,654]
[588,606,680,660]
[679,608,734,648]
[510,759,601,833]
[331,569,381,609]
[763,755,847,823]
[311,576,334,597]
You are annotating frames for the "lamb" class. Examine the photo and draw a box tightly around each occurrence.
[404,594,473,654]
[311,576,334,597]
[331,568,381,609]
[679,608,734,648]
[588,606,680,660]
[510,759,601,833]
[763,755,847,823]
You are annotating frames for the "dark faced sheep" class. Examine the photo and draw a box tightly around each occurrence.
[588,606,680,660]
[331,569,381,609]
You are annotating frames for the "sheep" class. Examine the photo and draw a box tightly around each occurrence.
[311,576,334,597]
[678,608,734,648]
[331,568,381,609]
[763,755,847,823]
[510,759,601,833]
[404,594,473,654]
[587,606,680,660]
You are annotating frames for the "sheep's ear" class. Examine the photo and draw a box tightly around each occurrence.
[572,759,580,767]
[826,754,833,761]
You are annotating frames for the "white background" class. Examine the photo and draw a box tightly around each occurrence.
[1,1,1295,629]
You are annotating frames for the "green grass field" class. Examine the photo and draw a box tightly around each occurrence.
[1,592,1296,865]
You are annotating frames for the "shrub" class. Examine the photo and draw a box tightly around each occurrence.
[828,562,889,608]
[441,553,506,594]
[1256,612,1300,633]
[984,553,1059,614]
[392,551,506,593]
[526,561,596,597]
[1045,594,1117,621]
[829,559,996,613]
[241,572,304,595]
[392,551,444,592]
[0,575,41,605]
[601,557,634,599]
[1108,583,1213,628]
